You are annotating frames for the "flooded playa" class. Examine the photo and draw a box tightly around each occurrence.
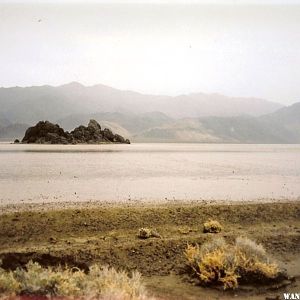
[0,143,300,205]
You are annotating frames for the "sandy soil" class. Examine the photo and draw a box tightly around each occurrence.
[0,201,299,299]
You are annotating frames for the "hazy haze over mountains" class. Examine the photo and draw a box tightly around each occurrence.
[0,1,299,143]
[0,82,299,143]
[1,2,300,105]
[57,101,300,143]
[0,82,282,124]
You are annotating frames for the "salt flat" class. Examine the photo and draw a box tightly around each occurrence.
[0,143,299,204]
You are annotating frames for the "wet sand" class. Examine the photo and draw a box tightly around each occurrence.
[1,200,299,300]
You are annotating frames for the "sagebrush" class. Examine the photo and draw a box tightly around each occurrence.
[138,228,161,239]
[203,219,223,233]
[185,236,281,289]
[0,261,154,299]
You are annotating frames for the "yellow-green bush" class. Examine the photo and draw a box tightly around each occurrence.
[138,228,161,239]
[203,219,223,233]
[0,268,20,295]
[0,261,154,299]
[138,228,152,239]
[185,236,281,290]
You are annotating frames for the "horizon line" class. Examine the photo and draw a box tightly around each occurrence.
[1,0,300,4]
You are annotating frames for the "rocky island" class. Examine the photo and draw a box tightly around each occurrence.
[21,119,130,144]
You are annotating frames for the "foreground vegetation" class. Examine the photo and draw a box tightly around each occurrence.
[0,236,287,298]
[0,201,299,299]
[185,236,282,289]
[0,261,152,299]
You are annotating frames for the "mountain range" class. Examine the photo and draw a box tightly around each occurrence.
[0,82,299,143]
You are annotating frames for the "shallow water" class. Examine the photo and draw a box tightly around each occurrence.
[0,143,299,204]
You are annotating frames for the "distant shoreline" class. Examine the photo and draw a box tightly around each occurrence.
[2,139,300,144]
[1,198,299,215]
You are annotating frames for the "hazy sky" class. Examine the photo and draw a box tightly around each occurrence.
[0,1,300,104]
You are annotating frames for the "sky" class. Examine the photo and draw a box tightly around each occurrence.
[0,1,299,105]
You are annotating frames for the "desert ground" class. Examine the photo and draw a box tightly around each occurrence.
[0,200,299,300]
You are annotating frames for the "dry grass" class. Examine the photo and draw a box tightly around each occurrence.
[185,236,281,289]
[0,261,154,299]
[203,219,223,233]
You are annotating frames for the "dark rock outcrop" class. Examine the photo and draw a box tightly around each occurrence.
[21,120,130,144]
[21,121,71,144]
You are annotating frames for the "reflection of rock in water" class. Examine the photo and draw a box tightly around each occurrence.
[21,119,130,144]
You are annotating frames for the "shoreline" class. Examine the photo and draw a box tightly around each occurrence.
[1,197,299,215]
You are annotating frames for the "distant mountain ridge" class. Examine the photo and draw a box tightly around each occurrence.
[0,123,29,140]
[1,82,299,143]
[57,102,300,143]
[1,104,299,143]
[0,82,282,124]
